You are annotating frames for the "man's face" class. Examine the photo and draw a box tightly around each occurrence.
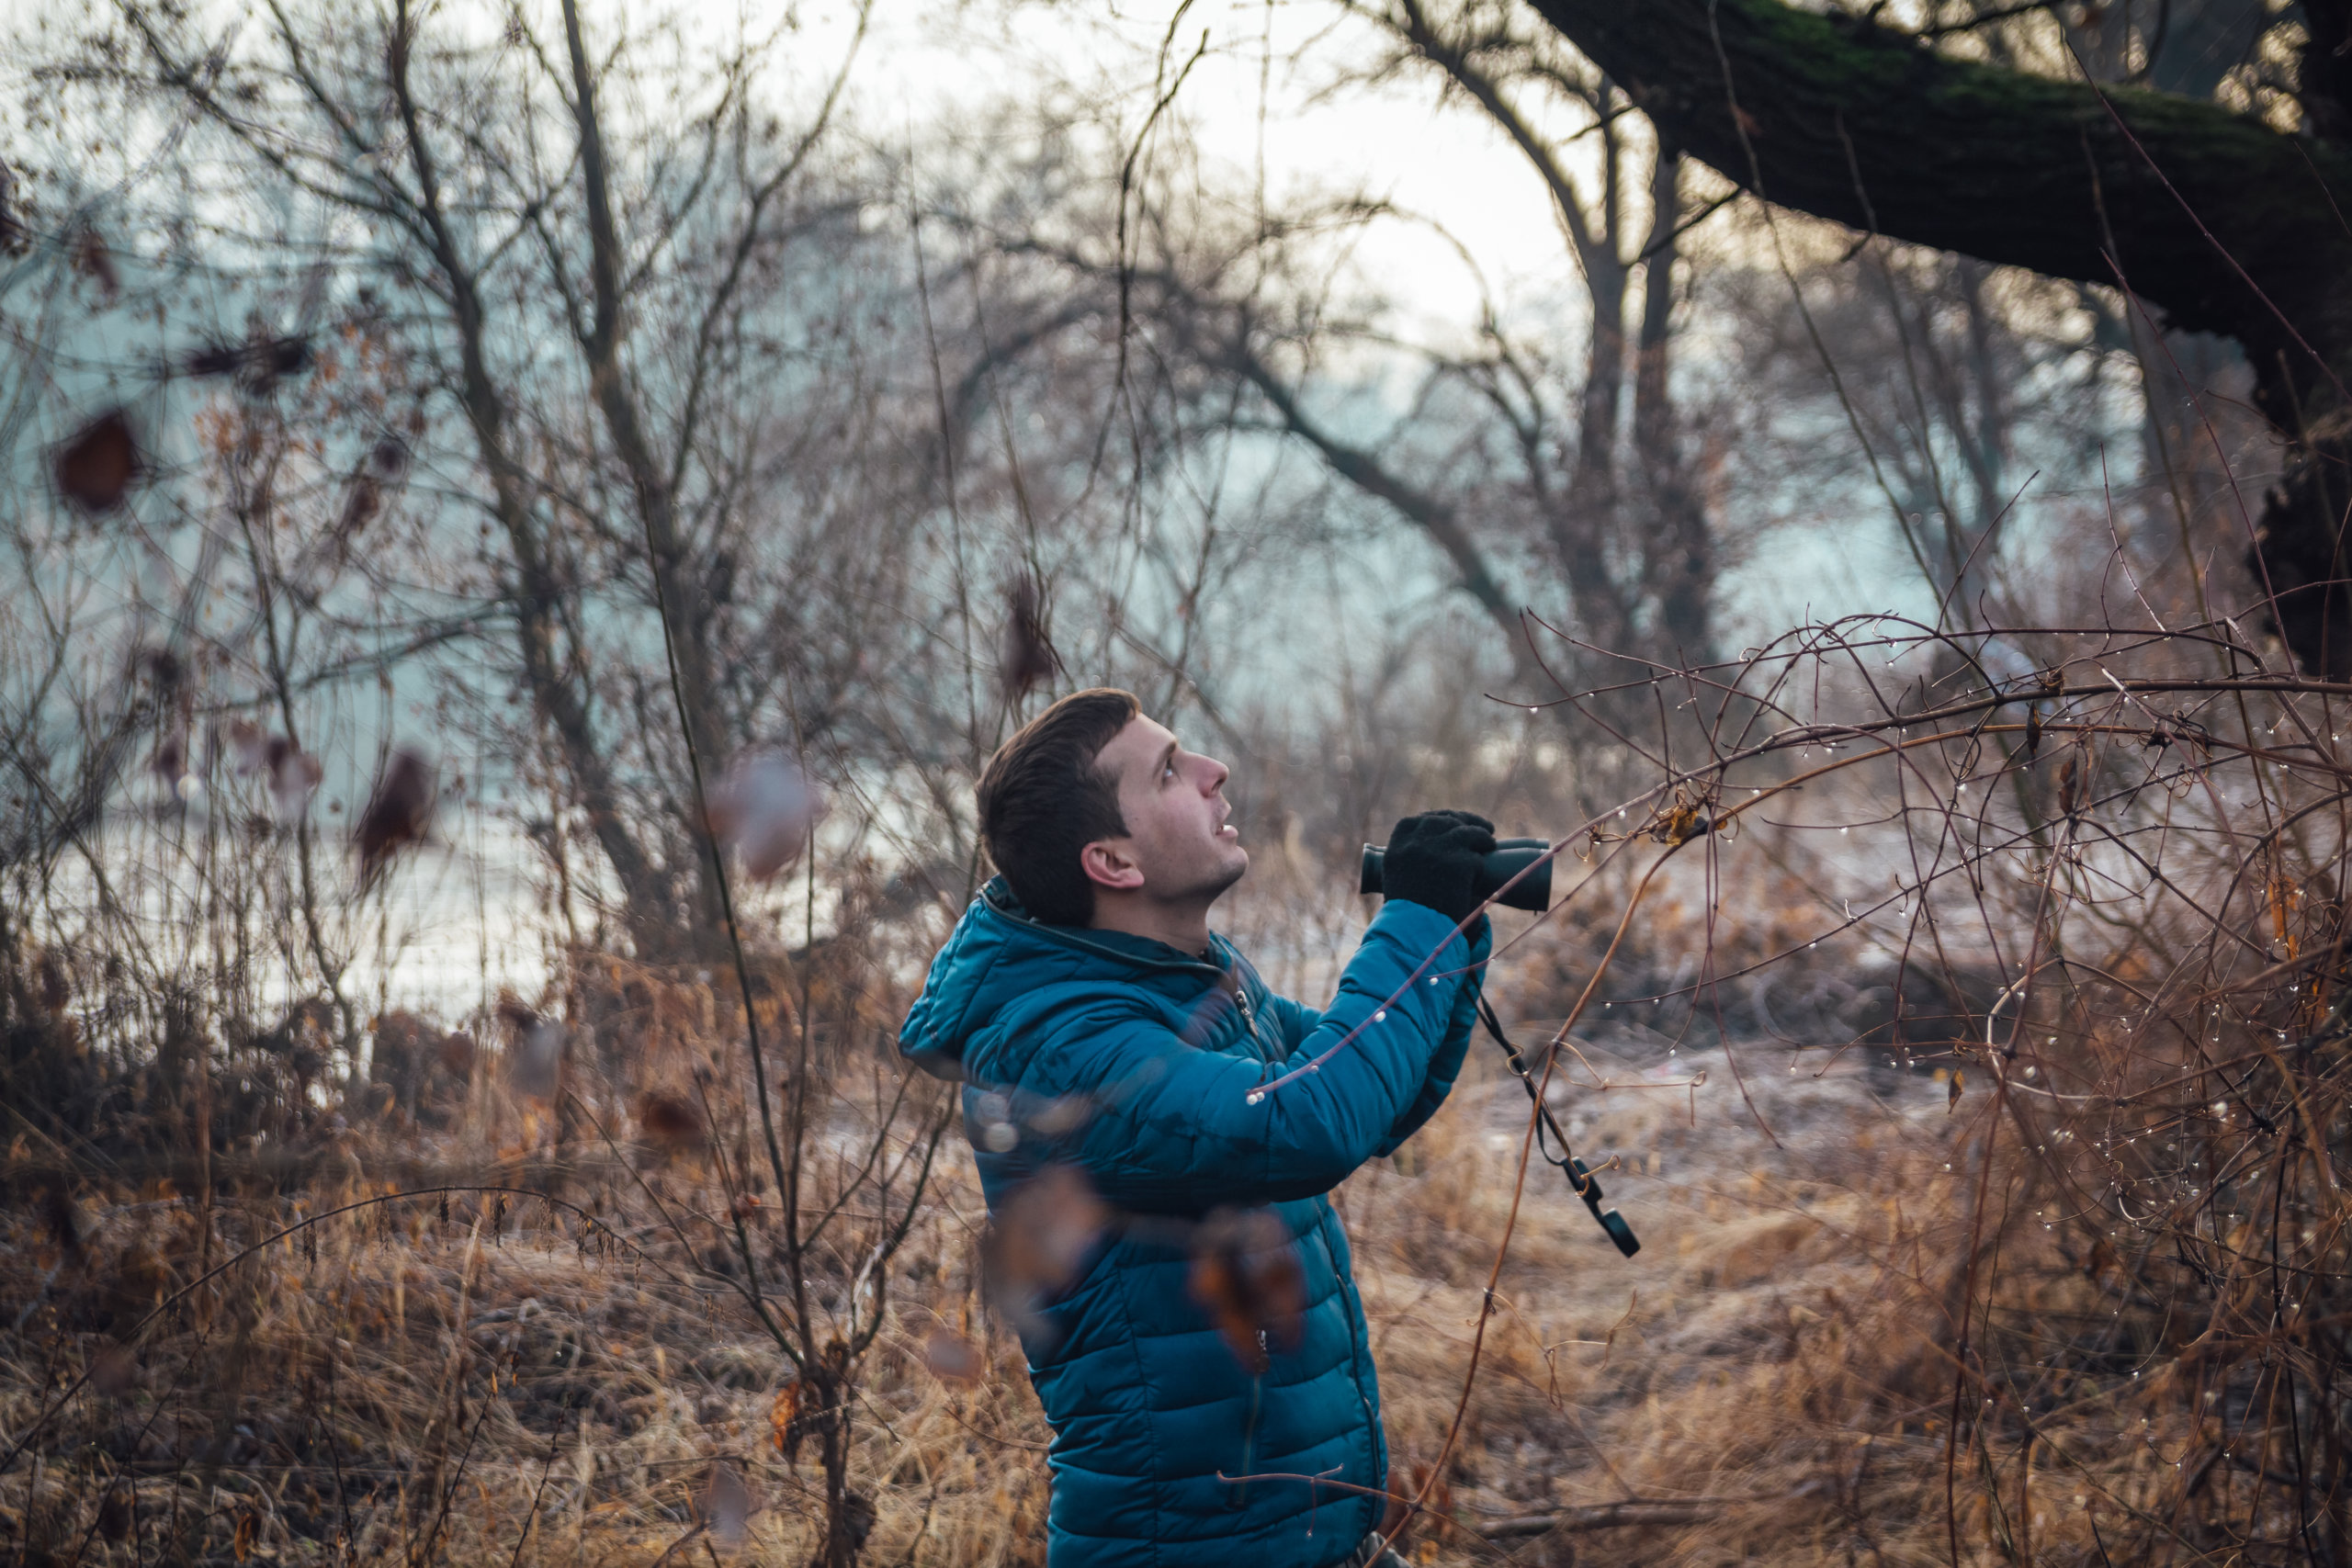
[1085,715,1247,905]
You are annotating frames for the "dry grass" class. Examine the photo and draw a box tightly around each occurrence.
[0,992,2165,1568]
[10,658,2349,1568]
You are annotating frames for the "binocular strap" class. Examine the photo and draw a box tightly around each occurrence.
[1474,998,1641,1258]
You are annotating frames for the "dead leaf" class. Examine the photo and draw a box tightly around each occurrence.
[151,729,188,795]
[354,748,434,888]
[701,1462,752,1547]
[1000,572,1062,699]
[1186,1207,1306,1372]
[514,1022,565,1100]
[921,1327,984,1385]
[1392,1461,1453,1551]
[769,1382,812,1467]
[981,1164,1109,1341]
[224,719,267,776]
[707,750,820,880]
[1948,1069,1965,1112]
[635,1090,705,1153]
[266,737,323,818]
[33,950,71,1014]
[368,435,411,479]
[337,474,381,538]
[56,409,140,513]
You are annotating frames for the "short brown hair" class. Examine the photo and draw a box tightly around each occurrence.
[977,689,1140,925]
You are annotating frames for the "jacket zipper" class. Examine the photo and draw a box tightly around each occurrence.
[1232,984,1265,1057]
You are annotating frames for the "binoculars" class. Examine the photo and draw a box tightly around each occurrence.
[1359,836,1555,912]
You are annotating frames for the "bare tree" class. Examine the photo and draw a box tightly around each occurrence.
[1518,0,2352,677]
[96,0,996,957]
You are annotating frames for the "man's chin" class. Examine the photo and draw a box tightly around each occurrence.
[1206,852,1249,901]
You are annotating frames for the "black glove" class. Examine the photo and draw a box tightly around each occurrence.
[1379,809,1498,924]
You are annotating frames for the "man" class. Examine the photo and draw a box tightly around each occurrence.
[899,688,1497,1568]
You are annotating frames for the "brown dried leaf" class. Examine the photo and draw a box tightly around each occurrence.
[137,647,183,696]
[56,409,140,513]
[1186,1207,1306,1373]
[634,1090,705,1152]
[337,474,381,538]
[34,949,72,1014]
[982,1164,1109,1340]
[354,748,434,887]
[1399,1461,1453,1545]
[769,1382,804,1466]
[368,435,411,479]
[1948,1068,1965,1113]
[1000,572,1062,699]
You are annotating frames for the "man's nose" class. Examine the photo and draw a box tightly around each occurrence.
[1200,755,1230,793]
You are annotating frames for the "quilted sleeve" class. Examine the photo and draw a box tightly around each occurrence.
[1254,919,1490,1157]
[1012,901,1487,1211]
[1372,913,1489,1156]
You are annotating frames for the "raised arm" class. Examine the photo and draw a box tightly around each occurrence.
[1258,937,1482,1157]
[997,900,1488,1211]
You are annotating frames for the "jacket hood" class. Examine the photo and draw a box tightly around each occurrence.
[899,877,1230,1080]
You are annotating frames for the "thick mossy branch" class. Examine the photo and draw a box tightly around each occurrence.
[1528,0,2352,676]
[1525,0,2352,344]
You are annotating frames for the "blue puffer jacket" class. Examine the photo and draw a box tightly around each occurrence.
[899,879,1489,1567]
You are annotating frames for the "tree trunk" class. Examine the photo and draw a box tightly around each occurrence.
[382,8,685,957]
[1525,0,2352,674]
[1634,146,1711,661]
[562,0,734,948]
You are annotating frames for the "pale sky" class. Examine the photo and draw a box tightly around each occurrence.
[795,0,1597,341]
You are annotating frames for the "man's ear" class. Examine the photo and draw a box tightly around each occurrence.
[1080,839,1145,892]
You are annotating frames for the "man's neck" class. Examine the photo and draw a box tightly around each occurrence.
[1087,897,1216,958]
